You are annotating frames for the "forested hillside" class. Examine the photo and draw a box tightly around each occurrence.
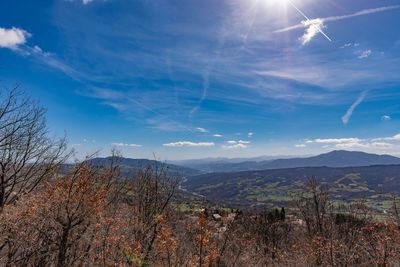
[184,165,400,211]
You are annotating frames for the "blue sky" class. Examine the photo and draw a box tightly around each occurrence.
[1,0,400,160]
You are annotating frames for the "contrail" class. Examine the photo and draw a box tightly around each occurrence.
[286,0,332,42]
[275,5,400,33]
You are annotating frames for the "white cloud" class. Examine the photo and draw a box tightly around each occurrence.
[248,132,254,137]
[295,144,306,148]
[222,143,248,149]
[309,138,365,144]
[111,143,142,147]
[354,43,360,47]
[372,134,400,142]
[163,141,214,147]
[371,142,394,149]
[307,134,400,152]
[340,43,352,48]
[300,19,327,45]
[196,127,208,133]
[381,115,391,121]
[358,50,372,59]
[0,27,30,49]
[225,140,250,145]
[213,134,223,137]
[33,45,42,53]
[342,91,367,124]
[335,141,394,150]
[335,142,369,149]
[32,45,51,57]
[67,0,99,5]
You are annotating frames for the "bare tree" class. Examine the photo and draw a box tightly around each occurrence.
[294,178,330,238]
[0,85,68,208]
[0,157,140,266]
[125,160,179,262]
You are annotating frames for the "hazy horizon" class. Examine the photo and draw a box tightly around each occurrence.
[76,149,400,162]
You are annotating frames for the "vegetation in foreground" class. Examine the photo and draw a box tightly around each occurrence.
[2,159,400,266]
[1,87,400,266]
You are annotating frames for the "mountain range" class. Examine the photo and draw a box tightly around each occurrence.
[83,151,400,212]
[86,157,202,178]
[85,150,400,177]
[175,150,400,173]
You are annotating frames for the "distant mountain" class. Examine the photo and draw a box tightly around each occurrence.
[258,150,400,169]
[178,150,400,173]
[172,155,305,173]
[171,155,299,166]
[86,157,203,178]
[183,164,400,211]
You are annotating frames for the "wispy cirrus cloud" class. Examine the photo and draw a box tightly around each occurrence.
[5,0,400,159]
[274,5,400,44]
[111,143,142,147]
[163,141,215,147]
[275,5,400,33]
[342,91,368,124]
[0,25,87,83]
[66,0,95,4]
[295,144,306,148]
[189,69,210,117]
[213,134,223,137]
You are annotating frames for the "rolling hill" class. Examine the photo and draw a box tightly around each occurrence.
[183,164,400,212]
[86,157,203,178]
